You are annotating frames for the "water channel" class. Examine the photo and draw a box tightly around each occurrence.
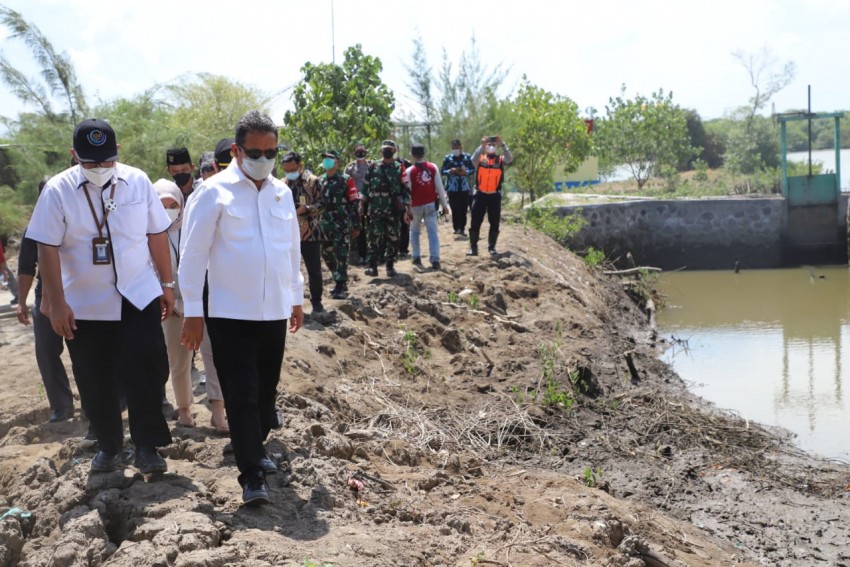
[657,266,850,462]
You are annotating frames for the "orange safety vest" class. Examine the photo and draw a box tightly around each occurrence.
[476,154,504,193]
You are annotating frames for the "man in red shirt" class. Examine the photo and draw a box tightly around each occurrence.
[404,143,449,270]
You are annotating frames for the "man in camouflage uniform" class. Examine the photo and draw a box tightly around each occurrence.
[344,142,373,265]
[361,140,411,277]
[282,151,325,312]
[318,149,360,299]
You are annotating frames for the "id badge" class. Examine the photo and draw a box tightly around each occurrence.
[299,194,307,206]
[92,237,111,265]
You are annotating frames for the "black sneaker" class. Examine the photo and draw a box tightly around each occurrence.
[48,407,74,423]
[330,283,347,299]
[431,262,442,271]
[90,450,121,473]
[259,456,278,474]
[488,247,498,256]
[467,248,478,256]
[242,477,270,506]
[364,266,378,277]
[134,446,167,474]
[411,258,423,267]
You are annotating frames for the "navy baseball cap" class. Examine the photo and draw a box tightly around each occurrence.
[73,119,118,162]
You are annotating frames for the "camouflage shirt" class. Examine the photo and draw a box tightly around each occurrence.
[363,160,409,217]
[319,171,361,234]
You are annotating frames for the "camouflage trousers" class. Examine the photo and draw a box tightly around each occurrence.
[366,213,400,265]
[322,230,351,283]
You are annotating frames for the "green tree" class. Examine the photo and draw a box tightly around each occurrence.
[165,73,269,154]
[503,78,591,203]
[282,44,394,170]
[0,4,88,123]
[595,85,695,189]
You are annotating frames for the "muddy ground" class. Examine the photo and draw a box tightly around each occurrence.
[1,218,849,567]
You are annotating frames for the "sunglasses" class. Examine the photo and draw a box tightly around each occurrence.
[240,146,279,160]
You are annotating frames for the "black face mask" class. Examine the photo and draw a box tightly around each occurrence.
[172,172,192,187]
[382,148,395,159]
[355,151,367,159]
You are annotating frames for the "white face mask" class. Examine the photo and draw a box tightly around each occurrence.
[486,145,497,154]
[241,156,275,181]
[165,208,180,223]
[81,166,114,187]
[451,149,461,157]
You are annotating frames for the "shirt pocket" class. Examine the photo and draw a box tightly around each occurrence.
[222,205,254,241]
[111,199,146,241]
[269,206,295,245]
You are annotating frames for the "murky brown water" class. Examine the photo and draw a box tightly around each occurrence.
[657,266,850,461]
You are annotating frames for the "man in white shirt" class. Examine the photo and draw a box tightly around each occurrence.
[179,110,304,506]
[27,118,175,475]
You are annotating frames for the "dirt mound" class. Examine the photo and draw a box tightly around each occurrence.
[1,219,848,566]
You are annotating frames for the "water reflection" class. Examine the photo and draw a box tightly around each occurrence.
[657,267,850,460]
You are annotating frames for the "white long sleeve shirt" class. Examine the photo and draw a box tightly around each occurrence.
[27,164,171,320]
[178,161,304,320]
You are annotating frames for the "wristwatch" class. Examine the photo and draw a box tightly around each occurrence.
[160,281,176,289]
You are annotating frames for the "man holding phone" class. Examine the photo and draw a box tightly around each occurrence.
[468,135,513,256]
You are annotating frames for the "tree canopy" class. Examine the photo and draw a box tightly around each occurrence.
[595,86,695,189]
[281,44,394,171]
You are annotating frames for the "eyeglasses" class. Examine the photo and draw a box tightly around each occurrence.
[79,160,116,169]
[239,146,279,160]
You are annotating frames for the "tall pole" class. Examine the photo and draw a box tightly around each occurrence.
[331,0,336,65]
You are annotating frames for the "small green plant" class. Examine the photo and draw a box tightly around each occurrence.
[401,328,420,375]
[470,551,486,566]
[583,247,605,268]
[468,293,479,309]
[302,560,333,567]
[583,466,603,488]
[693,158,709,182]
[35,383,46,401]
[511,385,525,403]
[523,202,587,243]
[447,290,460,304]
[541,378,575,411]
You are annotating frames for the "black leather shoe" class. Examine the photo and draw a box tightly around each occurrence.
[49,407,74,423]
[467,248,478,256]
[311,302,324,313]
[431,262,441,270]
[242,477,270,505]
[134,446,167,474]
[259,456,278,474]
[90,450,121,473]
[330,283,347,299]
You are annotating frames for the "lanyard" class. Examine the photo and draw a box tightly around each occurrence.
[82,181,117,239]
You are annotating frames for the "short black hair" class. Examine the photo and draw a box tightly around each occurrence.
[451,139,462,146]
[281,151,301,164]
[234,110,278,147]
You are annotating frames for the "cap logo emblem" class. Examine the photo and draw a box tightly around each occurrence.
[88,130,107,146]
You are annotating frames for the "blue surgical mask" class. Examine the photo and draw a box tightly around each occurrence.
[285,171,300,180]
[322,158,336,170]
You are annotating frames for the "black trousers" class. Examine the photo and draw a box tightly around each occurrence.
[470,191,502,243]
[448,191,470,232]
[205,317,286,486]
[65,298,171,455]
[33,298,73,413]
[357,214,369,260]
[301,240,323,303]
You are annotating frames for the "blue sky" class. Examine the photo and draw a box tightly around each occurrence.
[1,0,848,129]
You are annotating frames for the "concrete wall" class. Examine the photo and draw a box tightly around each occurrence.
[558,196,850,270]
